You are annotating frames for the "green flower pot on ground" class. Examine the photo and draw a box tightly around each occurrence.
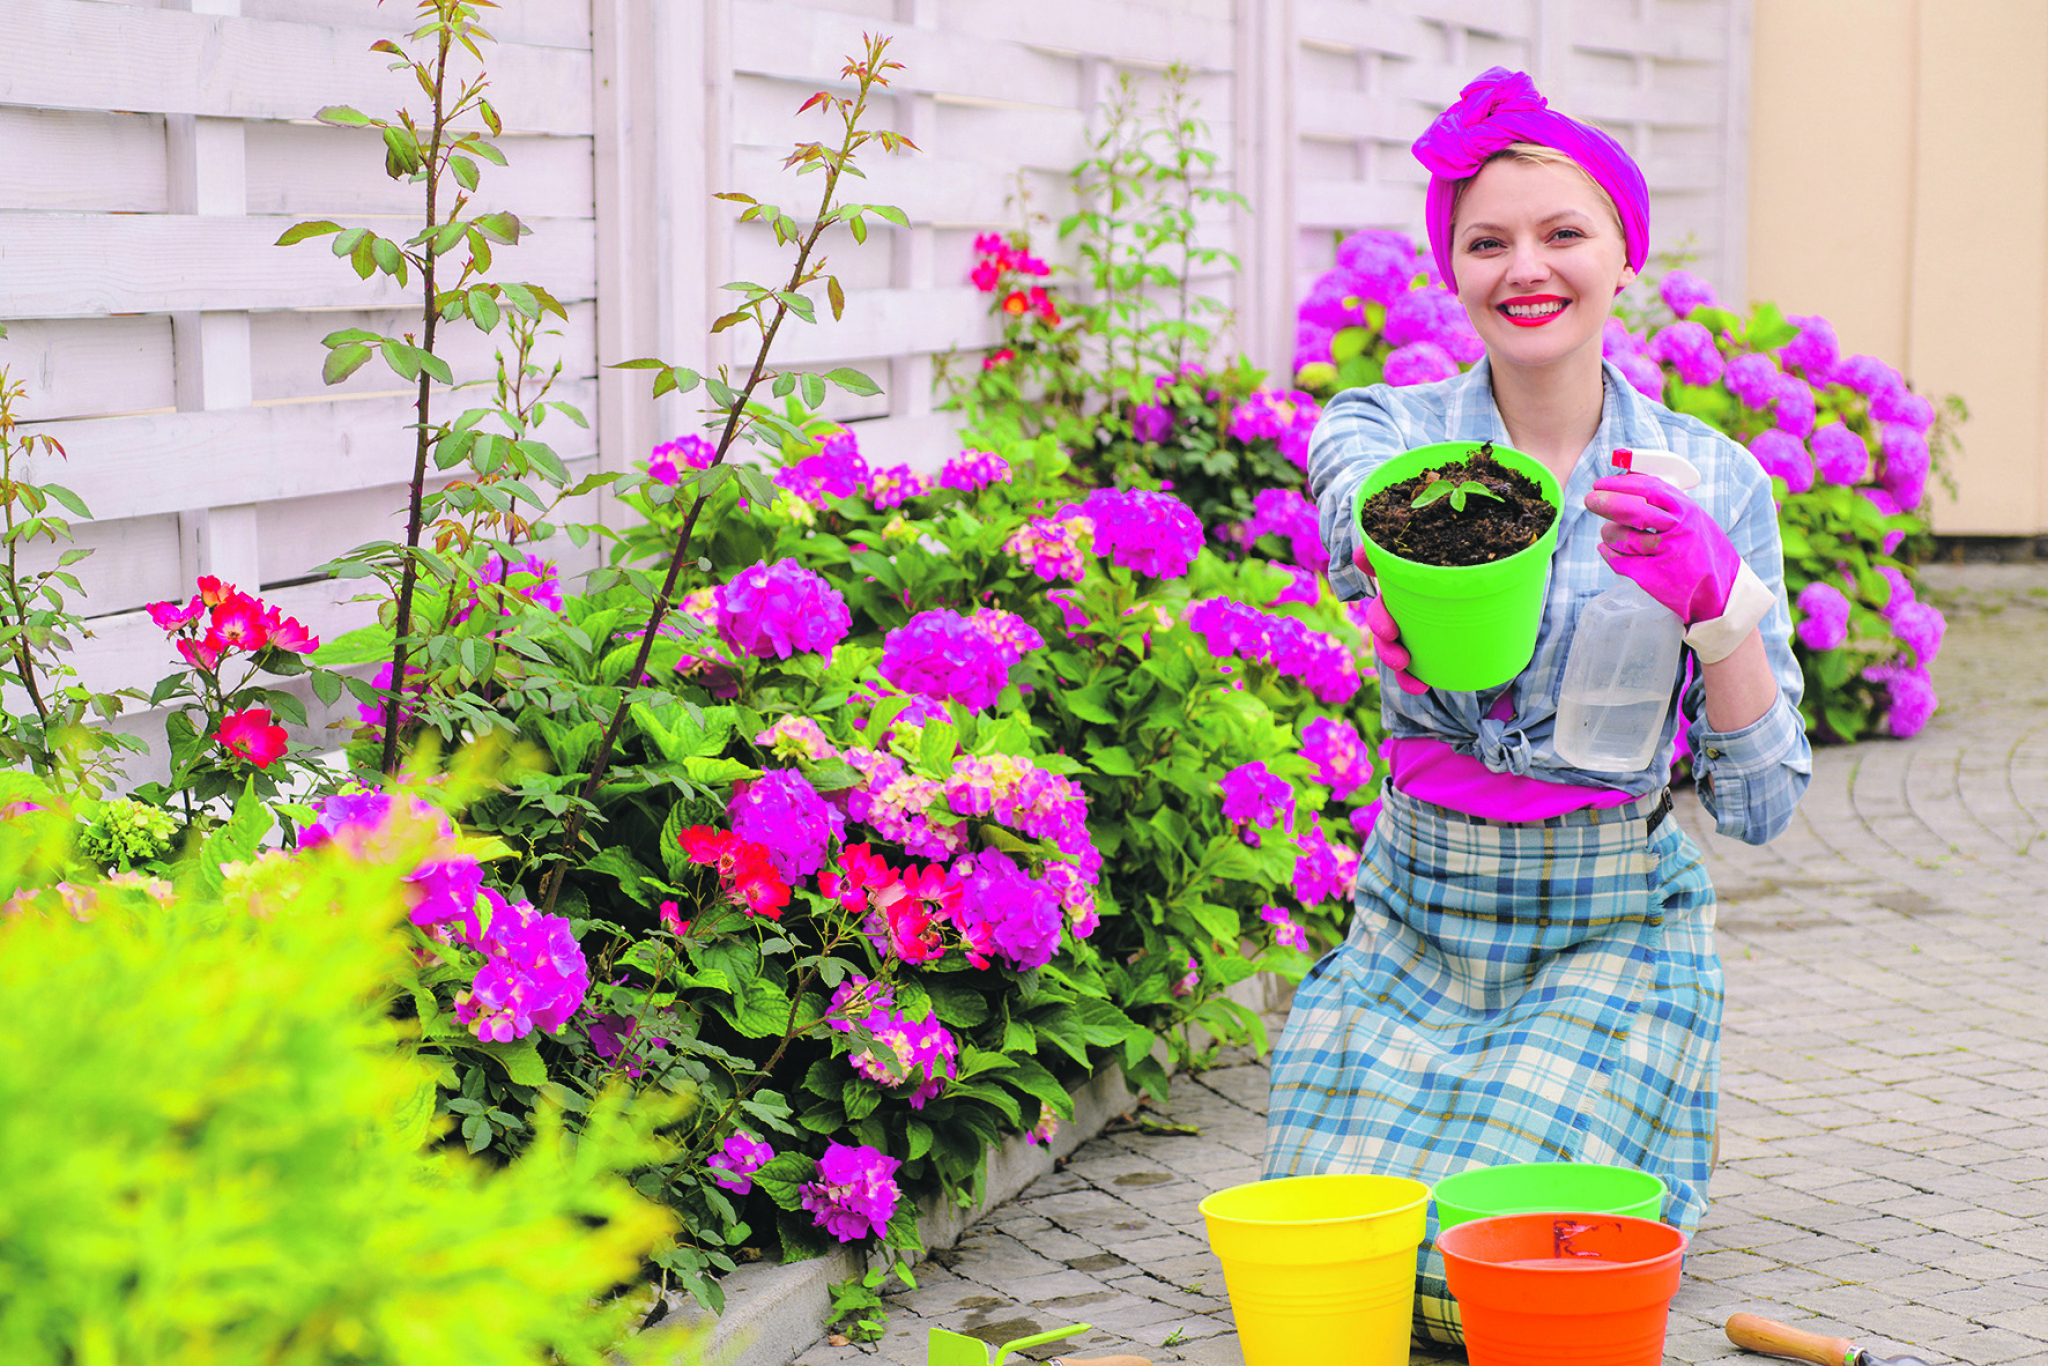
[1351,441,1563,693]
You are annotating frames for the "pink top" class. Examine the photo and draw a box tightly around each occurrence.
[1384,693,1635,821]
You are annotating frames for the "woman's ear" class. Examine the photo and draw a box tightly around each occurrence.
[1618,263,1639,290]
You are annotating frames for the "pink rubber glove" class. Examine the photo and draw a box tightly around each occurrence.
[1586,472,1743,625]
[1352,546,1428,695]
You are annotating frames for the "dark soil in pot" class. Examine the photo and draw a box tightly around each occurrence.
[1355,442,1557,568]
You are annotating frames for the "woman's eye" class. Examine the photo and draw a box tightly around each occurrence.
[1466,237,1504,252]
[1550,228,1585,242]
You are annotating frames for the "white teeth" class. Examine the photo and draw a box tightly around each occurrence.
[1504,301,1566,318]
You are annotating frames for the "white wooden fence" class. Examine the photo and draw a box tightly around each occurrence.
[0,0,1750,772]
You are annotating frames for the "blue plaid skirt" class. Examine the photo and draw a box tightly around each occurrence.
[1263,784,1720,1346]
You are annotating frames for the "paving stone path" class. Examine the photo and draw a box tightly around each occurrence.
[792,563,2048,1366]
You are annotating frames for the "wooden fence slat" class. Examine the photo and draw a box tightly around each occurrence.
[0,107,169,213]
[0,0,594,137]
[21,377,599,524]
[763,287,997,366]
[0,213,597,319]
[1297,0,1432,57]
[237,0,595,51]
[247,301,599,405]
[729,1,1083,109]
[0,316,178,422]
[243,123,595,218]
[935,0,1238,70]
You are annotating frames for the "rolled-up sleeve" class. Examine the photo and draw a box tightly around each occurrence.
[1681,473,1813,845]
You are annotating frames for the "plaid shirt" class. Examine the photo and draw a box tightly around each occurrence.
[1310,359,1812,845]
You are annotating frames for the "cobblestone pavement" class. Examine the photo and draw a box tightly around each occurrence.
[791,564,2048,1366]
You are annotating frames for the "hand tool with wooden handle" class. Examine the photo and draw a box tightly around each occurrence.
[927,1321,1152,1366]
[1725,1313,1937,1366]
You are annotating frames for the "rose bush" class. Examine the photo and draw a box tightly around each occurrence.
[1292,236,1966,743]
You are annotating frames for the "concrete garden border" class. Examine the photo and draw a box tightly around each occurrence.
[660,972,1292,1366]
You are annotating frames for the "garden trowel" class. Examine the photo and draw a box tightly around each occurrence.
[1726,1313,1939,1366]
[927,1321,1150,1366]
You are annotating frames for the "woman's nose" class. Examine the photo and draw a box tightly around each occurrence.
[1505,241,1549,286]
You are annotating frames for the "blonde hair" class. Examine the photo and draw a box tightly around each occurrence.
[1451,141,1625,241]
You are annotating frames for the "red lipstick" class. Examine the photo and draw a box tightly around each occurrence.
[1497,294,1569,327]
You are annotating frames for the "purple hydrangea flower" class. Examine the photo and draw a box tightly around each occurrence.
[1333,229,1420,304]
[1260,903,1309,952]
[1889,599,1946,668]
[938,448,1009,493]
[774,430,868,505]
[1229,390,1317,444]
[1384,287,1482,361]
[1291,814,1354,906]
[456,889,590,1042]
[1241,488,1326,569]
[1648,321,1723,387]
[1835,355,1902,398]
[800,1141,902,1242]
[647,434,717,485]
[303,792,482,937]
[1079,486,1204,578]
[1130,402,1175,445]
[1779,314,1840,382]
[1004,515,1093,583]
[1862,486,1908,555]
[1659,270,1717,319]
[1350,797,1384,839]
[729,768,843,880]
[718,558,851,662]
[1184,597,1362,705]
[1879,424,1930,510]
[1865,660,1937,738]
[1269,564,1321,606]
[1876,566,1914,612]
[880,608,1042,712]
[1794,581,1852,652]
[1725,353,1781,412]
[1383,341,1461,387]
[949,846,1064,972]
[867,463,933,508]
[708,1132,775,1194]
[1297,270,1370,330]
[1293,321,1337,373]
[1602,318,1646,358]
[1748,430,1814,495]
[1871,386,1935,434]
[1613,351,1667,401]
[755,715,841,762]
[1219,761,1292,838]
[1771,375,1818,438]
[1808,422,1869,487]
[1301,716,1372,801]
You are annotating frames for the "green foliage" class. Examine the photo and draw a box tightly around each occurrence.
[1410,478,1502,514]
[0,354,148,794]
[0,786,692,1366]
[75,796,180,872]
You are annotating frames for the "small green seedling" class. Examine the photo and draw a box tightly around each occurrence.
[1411,477,1503,514]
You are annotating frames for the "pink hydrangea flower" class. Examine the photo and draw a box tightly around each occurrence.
[1184,597,1361,705]
[1383,341,1460,388]
[755,716,841,761]
[1301,716,1372,801]
[1770,375,1818,438]
[1748,430,1813,495]
[1863,659,1937,738]
[647,434,716,485]
[1724,353,1780,412]
[801,1142,902,1242]
[1602,318,1646,358]
[1612,351,1666,401]
[1871,386,1935,434]
[1888,599,1946,668]
[1385,287,1481,361]
[1005,515,1094,583]
[1297,270,1369,331]
[881,608,1042,713]
[867,463,933,508]
[1078,486,1204,579]
[1260,903,1309,952]
[728,768,843,881]
[1659,270,1717,318]
[708,1131,775,1194]
[1860,487,1908,556]
[1292,815,1353,907]
[1649,321,1722,387]
[1293,321,1337,373]
[1219,761,1292,843]
[1333,229,1420,305]
[1835,355,1901,397]
[1879,424,1930,510]
[1229,390,1317,444]
[945,753,1099,880]
[1129,402,1175,445]
[1808,422,1868,487]
[1241,488,1327,569]
[950,846,1064,972]
[775,430,868,505]
[1779,314,1839,381]
[456,889,590,1042]
[1794,582,1851,652]
[717,558,851,662]
[939,448,1010,493]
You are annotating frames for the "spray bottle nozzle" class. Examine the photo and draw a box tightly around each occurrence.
[1612,448,1634,473]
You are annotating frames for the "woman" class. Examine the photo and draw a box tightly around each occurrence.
[1264,68,1813,1344]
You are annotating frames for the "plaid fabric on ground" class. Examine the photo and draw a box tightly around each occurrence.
[1263,782,1720,1346]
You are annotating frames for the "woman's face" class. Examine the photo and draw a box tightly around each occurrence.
[1450,157,1636,375]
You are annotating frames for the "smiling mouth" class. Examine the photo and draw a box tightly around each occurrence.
[1498,297,1568,327]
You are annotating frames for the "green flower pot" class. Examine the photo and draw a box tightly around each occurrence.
[1351,441,1563,693]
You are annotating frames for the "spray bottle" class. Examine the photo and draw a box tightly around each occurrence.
[1551,448,1696,774]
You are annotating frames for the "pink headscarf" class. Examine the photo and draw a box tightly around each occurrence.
[1412,67,1649,291]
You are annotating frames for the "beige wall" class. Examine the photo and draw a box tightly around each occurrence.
[1748,0,2048,537]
